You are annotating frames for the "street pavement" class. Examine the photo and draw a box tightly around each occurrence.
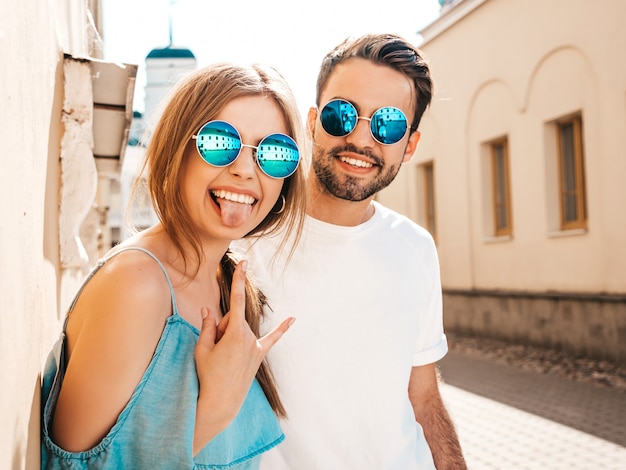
[438,351,626,469]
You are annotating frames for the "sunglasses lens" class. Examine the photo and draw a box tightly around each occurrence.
[257,134,300,178]
[320,99,357,137]
[320,100,408,144]
[370,107,408,144]
[195,120,241,166]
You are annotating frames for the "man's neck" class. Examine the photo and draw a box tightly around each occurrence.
[307,178,375,227]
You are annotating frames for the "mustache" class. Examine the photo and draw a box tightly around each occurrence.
[316,142,384,167]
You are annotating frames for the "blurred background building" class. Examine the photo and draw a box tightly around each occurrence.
[109,44,197,244]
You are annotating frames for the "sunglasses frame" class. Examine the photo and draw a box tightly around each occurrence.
[192,120,300,179]
[318,98,409,145]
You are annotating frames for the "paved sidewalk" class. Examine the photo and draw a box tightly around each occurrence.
[438,351,626,469]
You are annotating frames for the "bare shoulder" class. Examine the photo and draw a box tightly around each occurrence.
[78,249,171,314]
[53,248,175,451]
[66,248,174,356]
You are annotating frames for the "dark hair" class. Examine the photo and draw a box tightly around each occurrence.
[316,33,434,132]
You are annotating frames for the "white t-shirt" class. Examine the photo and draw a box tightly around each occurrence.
[234,202,447,469]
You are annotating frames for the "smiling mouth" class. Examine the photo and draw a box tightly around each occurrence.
[339,156,374,168]
[210,189,256,206]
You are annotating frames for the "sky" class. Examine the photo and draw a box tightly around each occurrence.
[102,0,442,117]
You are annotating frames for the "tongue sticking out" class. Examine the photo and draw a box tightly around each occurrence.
[218,198,253,228]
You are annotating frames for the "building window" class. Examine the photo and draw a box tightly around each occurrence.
[421,161,437,239]
[557,115,587,229]
[490,138,512,236]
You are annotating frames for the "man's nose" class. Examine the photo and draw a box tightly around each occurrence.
[346,116,375,146]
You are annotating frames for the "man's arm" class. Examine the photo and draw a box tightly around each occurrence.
[409,363,467,469]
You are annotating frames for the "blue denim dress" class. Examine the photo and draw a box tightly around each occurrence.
[41,247,284,469]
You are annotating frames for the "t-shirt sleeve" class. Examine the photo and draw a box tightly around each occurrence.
[413,333,448,366]
[411,234,448,366]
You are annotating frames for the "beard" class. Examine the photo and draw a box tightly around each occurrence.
[311,143,402,201]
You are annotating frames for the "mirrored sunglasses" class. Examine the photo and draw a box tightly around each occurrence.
[192,120,300,179]
[319,98,408,145]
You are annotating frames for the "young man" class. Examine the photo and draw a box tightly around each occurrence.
[239,33,466,469]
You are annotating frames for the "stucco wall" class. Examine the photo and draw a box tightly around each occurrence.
[1,3,59,466]
[0,2,98,468]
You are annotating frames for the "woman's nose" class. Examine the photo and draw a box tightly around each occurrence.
[229,145,257,179]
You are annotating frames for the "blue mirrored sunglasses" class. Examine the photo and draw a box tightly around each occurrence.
[192,120,300,179]
[319,99,408,145]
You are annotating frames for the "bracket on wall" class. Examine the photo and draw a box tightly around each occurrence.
[58,54,137,271]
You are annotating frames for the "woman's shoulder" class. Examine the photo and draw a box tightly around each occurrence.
[101,230,175,297]
[69,245,175,335]
[61,245,176,402]
[103,247,172,298]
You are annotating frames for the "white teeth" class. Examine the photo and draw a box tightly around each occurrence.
[211,190,255,205]
[340,156,373,168]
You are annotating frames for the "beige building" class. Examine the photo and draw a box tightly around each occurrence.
[379,0,626,361]
[0,1,136,467]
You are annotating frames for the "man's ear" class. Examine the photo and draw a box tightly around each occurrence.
[402,130,421,163]
[306,107,318,139]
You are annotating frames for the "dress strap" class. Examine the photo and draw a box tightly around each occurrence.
[67,246,179,317]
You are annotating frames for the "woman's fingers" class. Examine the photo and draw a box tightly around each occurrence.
[216,314,229,343]
[196,307,217,352]
[209,259,294,357]
[214,260,246,343]
[258,317,295,353]
[228,260,247,325]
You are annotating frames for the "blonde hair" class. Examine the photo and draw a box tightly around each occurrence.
[134,62,307,417]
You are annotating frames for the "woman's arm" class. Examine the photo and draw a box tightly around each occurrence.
[51,252,172,452]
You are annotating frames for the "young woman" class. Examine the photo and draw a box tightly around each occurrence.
[41,62,306,469]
